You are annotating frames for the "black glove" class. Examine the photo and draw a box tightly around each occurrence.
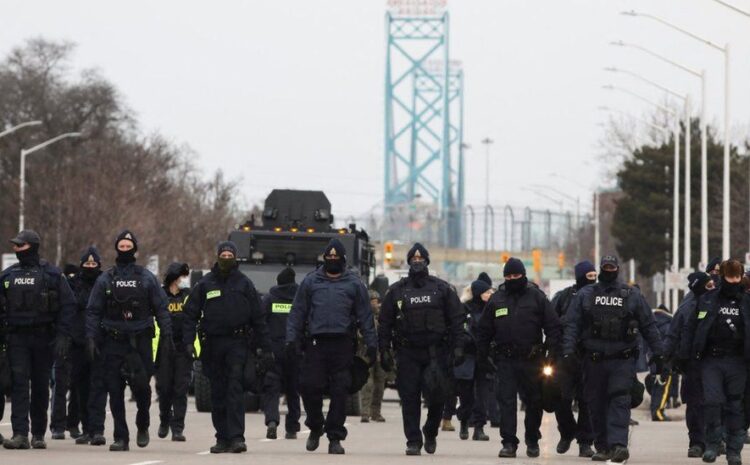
[380,349,394,372]
[54,335,71,360]
[453,346,466,367]
[653,354,668,377]
[365,346,377,367]
[186,343,197,359]
[259,351,276,372]
[86,338,100,362]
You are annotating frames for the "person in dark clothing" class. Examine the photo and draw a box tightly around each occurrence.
[287,238,377,455]
[156,262,192,442]
[51,247,102,442]
[183,241,272,454]
[649,305,673,422]
[550,260,596,458]
[683,260,749,465]
[563,255,664,463]
[261,267,301,440]
[0,230,75,450]
[86,230,173,452]
[668,271,713,458]
[475,257,562,459]
[456,278,494,442]
[378,243,465,456]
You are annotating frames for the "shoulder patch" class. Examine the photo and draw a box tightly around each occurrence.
[495,307,508,317]
[697,310,707,320]
[206,290,221,300]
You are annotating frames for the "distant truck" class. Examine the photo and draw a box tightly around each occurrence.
[193,189,376,414]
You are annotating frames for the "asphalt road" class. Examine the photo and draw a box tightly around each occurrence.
[0,390,700,465]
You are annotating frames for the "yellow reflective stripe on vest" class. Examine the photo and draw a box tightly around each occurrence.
[272,303,292,314]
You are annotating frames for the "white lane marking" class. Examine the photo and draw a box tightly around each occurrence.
[128,461,163,465]
[259,438,273,442]
[196,450,210,455]
[0,423,10,426]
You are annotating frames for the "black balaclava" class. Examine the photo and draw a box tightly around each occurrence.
[114,230,138,265]
[574,260,596,289]
[216,241,238,275]
[720,278,743,298]
[598,255,619,285]
[503,257,527,294]
[16,243,40,267]
[80,246,102,283]
[407,242,430,280]
[687,271,711,297]
[477,272,492,287]
[322,238,347,275]
[471,279,491,302]
[277,267,296,286]
[706,257,722,285]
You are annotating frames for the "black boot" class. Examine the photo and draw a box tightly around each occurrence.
[405,442,421,456]
[210,440,230,453]
[51,429,65,440]
[75,434,91,445]
[472,426,489,441]
[328,440,345,455]
[68,426,83,439]
[171,429,186,442]
[611,445,630,463]
[498,444,517,458]
[90,434,106,446]
[285,431,297,440]
[306,430,322,451]
[31,436,47,449]
[158,424,169,439]
[229,439,247,453]
[267,422,278,440]
[424,435,437,454]
[459,421,469,440]
[527,443,540,458]
[557,437,572,454]
[109,439,129,451]
[3,435,30,450]
[592,449,611,461]
[688,444,704,458]
[579,443,595,458]
[727,454,742,465]
[136,429,149,448]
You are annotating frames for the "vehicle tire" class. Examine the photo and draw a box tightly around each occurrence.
[193,361,212,413]
[345,392,361,416]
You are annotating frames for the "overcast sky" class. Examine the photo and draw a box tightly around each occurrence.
[2,0,749,222]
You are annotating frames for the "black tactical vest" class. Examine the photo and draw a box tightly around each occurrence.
[396,280,446,336]
[105,266,150,321]
[708,299,744,350]
[4,264,57,319]
[583,284,632,342]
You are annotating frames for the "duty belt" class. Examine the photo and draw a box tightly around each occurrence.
[588,347,638,362]
[493,344,544,360]
[705,346,742,358]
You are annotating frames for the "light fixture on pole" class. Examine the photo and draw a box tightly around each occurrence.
[622,10,731,259]
[19,132,82,231]
[0,121,43,140]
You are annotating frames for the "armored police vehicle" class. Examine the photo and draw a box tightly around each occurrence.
[193,189,376,413]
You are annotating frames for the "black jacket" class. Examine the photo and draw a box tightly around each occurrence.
[666,292,696,358]
[378,274,464,351]
[286,268,376,349]
[261,282,298,354]
[563,280,663,357]
[182,263,269,352]
[685,287,750,360]
[474,282,561,358]
[68,271,100,344]
[163,286,190,343]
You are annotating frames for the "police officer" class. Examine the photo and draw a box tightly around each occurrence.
[183,241,272,454]
[475,257,561,459]
[156,262,192,442]
[378,243,464,456]
[360,289,388,424]
[563,255,664,463]
[86,230,173,452]
[669,271,713,458]
[0,230,75,450]
[550,260,595,457]
[649,304,673,422]
[50,247,102,443]
[458,278,494,442]
[286,238,376,455]
[261,267,301,440]
[685,260,749,465]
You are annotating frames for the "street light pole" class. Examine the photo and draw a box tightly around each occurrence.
[622,10,730,259]
[19,132,81,231]
[0,121,43,140]
[481,137,494,254]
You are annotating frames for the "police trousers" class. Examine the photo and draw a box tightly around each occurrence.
[396,345,448,446]
[262,347,301,433]
[87,349,109,437]
[203,336,249,442]
[494,358,543,447]
[7,329,54,437]
[298,335,353,441]
[155,343,192,433]
[582,356,635,451]
[682,360,704,448]
[102,333,154,442]
[51,343,90,434]
[702,355,746,456]
[555,358,593,445]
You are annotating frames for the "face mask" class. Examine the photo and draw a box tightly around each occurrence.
[576,276,596,289]
[15,245,40,266]
[323,258,344,274]
[599,269,618,284]
[720,279,743,297]
[81,268,100,282]
[505,276,528,294]
[409,261,427,274]
[116,249,136,265]
[217,257,236,274]
[178,277,190,289]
